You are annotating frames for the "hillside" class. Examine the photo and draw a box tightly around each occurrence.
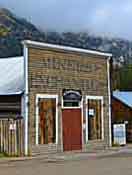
[0,8,132,90]
[0,8,45,57]
[0,8,132,62]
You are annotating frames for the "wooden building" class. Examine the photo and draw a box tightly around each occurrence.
[112,91,132,142]
[22,40,112,155]
[0,57,24,156]
[0,57,24,118]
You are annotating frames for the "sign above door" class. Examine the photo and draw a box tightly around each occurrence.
[63,89,82,101]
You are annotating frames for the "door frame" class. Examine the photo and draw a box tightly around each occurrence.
[85,96,104,143]
[61,97,84,149]
[35,94,59,145]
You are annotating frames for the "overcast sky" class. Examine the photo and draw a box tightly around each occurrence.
[0,0,132,39]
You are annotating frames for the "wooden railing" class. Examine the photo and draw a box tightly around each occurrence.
[0,118,24,156]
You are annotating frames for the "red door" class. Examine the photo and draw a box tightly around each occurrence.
[62,109,82,151]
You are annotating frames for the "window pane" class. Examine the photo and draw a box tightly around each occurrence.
[63,101,79,107]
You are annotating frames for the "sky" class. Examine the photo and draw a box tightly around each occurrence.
[0,0,132,39]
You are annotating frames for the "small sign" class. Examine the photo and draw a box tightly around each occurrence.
[89,109,95,116]
[9,123,16,130]
[113,124,126,145]
[83,124,86,130]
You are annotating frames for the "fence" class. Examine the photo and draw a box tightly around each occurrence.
[0,118,24,156]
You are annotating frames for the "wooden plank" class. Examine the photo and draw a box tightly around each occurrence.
[5,120,7,153]
[3,120,6,153]
[16,120,19,156]
[0,120,3,152]
[8,120,11,155]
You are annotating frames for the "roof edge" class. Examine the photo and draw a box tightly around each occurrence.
[112,95,132,109]
[22,40,112,57]
[0,56,23,60]
[0,91,23,96]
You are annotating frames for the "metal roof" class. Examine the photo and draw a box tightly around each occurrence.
[0,56,24,95]
[113,91,132,108]
[22,40,112,57]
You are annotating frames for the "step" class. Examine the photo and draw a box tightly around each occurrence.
[85,141,107,151]
[31,144,58,156]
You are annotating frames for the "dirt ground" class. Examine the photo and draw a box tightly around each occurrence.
[0,152,132,175]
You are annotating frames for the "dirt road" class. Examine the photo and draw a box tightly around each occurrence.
[0,153,132,175]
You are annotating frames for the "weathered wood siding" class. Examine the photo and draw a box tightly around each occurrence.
[112,97,132,123]
[0,95,21,118]
[27,46,110,152]
[112,97,132,142]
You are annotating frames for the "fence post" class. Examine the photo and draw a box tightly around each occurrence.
[0,120,3,152]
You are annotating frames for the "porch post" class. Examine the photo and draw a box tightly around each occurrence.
[23,43,29,155]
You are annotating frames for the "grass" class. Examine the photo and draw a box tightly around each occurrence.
[0,152,21,158]
[112,142,121,147]
[0,152,9,158]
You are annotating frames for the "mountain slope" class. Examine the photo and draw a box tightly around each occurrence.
[0,8,45,57]
[0,8,132,63]
[0,8,132,90]
[45,32,132,64]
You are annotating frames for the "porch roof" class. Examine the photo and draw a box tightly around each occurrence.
[0,56,24,95]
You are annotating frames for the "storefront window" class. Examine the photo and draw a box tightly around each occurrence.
[39,98,56,144]
[87,99,102,140]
